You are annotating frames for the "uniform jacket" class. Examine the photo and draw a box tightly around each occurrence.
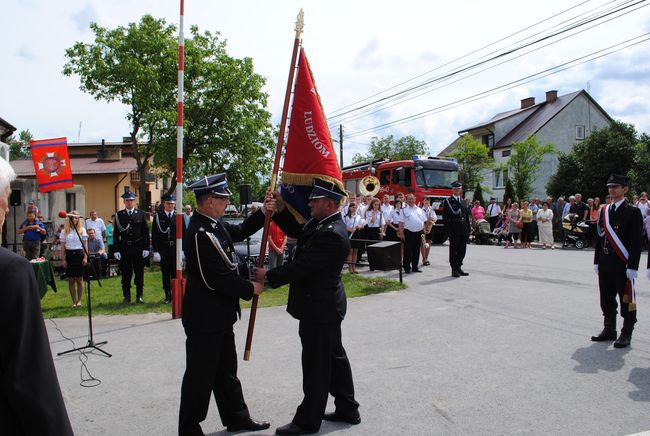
[442,196,471,236]
[152,210,180,256]
[114,208,150,252]
[0,247,74,436]
[267,209,350,323]
[594,201,643,269]
[182,210,265,333]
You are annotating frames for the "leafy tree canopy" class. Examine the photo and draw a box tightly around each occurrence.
[508,135,555,200]
[7,129,33,160]
[351,135,428,163]
[448,134,493,190]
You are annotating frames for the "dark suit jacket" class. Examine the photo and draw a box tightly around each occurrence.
[114,208,150,252]
[594,202,643,270]
[442,196,471,237]
[182,210,265,334]
[152,211,180,256]
[0,247,74,435]
[267,209,350,323]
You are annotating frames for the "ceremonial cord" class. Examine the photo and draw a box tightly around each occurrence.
[48,319,101,388]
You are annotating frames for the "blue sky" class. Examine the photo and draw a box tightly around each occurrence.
[2,0,649,164]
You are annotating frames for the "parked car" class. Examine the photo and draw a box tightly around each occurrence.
[224,204,239,217]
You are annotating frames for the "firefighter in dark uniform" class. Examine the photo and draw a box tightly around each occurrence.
[179,173,270,436]
[443,181,471,278]
[591,174,643,348]
[152,194,179,304]
[255,178,360,436]
[114,191,150,303]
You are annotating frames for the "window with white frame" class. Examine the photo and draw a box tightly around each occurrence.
[493,168,509,188]
[575,125,585,140]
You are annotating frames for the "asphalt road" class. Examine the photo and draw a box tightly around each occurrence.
[46,243,650,435]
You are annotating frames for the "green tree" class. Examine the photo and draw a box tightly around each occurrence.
[503,178,516,203]
[507,135,555,200]
[351,135,428,163]
[448,134,493,190]
[630,134,650,195]
[7,129,33,160]
[472,183,484,205]
[546,121,637,200]
[155,27,274,200]
[63,15,177,210]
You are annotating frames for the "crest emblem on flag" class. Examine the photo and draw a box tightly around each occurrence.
[29,137,74,193]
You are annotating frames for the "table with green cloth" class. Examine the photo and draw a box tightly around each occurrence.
[31,260,58,299]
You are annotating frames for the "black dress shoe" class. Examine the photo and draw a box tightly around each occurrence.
[412,268,422,273]
[458,268,469,276]
[136,297,145,304]
[163,298,172,304]
[590,329,617,342]
[403,269,411,274]
[226,417,270,432]
[451,270,460,278]
[323,412,361,425]
[122,298,131,303]
[614,332,632,348]
[275,422,317,435]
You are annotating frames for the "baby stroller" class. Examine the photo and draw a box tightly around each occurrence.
[492,218,509,246]
[471,219,494,245]
[562,213,590,249]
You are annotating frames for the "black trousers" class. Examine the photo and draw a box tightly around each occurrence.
[160,252,177,299]
[448,232,468,270]
[179,329,250,436]
[598,257,637,334]
[120,246,144,300]
[488,216,500,232]
[293,321,359,432]
[402,229,422,272]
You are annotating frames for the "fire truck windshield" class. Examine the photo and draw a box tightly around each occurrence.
[415,168,459,189]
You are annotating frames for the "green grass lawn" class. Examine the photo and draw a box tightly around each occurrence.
[41,269,405,319]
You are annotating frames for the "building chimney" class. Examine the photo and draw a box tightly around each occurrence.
[521,97,535,109]
[545,90,558,103]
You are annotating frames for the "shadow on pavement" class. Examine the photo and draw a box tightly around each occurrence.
[628,366,650,402]
[571,342,630,374]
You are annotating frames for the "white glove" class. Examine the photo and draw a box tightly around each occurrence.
[181,252,186,261]
[593,265,598,274]
[626,269,638,280]
[114,252,121,261]
[142,250,150,259]
[647,269,650,281]
[153,252,161,263]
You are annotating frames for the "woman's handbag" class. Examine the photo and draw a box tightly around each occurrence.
[515,221,524,229]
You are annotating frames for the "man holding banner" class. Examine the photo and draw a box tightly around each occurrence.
[592,174,643,348]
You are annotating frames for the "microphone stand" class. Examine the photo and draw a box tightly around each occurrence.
[58,216,111,358]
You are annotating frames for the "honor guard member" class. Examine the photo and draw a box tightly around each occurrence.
[443,181,471,278]
[152,194,179,304]
[255,178,360,436]
[591,174,643,348]
[179,173,270,436]
[114,191,150,303]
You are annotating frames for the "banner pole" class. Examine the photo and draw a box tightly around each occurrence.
[243,9,304,361]
[173,0,185,319]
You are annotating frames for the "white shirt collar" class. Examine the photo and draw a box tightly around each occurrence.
[613,199,625,209]
[319,211,341,224]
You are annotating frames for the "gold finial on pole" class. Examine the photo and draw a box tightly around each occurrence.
[295,9,305,37]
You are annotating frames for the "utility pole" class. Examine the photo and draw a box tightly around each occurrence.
[339,124,343,168]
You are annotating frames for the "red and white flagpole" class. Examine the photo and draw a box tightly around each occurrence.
[173,0,185,319]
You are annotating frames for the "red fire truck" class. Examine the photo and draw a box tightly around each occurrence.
[341,156,463,244]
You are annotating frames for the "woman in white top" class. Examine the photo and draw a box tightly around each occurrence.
[537,201,555,249]
[386,200,402,241]
[343,203,364,273]
[364,198,385,241]
[60,211,88,307]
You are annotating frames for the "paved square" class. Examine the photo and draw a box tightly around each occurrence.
[47,244,650,435]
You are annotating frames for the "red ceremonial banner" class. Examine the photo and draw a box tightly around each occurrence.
[281,48,343,222]
[29,137,74,193]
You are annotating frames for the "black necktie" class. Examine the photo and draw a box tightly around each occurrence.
[128,210,132,217]
[610,204,616,217]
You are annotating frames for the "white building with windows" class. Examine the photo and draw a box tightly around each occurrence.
[439,89,612,200]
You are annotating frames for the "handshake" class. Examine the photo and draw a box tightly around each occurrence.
[251,267,268,295]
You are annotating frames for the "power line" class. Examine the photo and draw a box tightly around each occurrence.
[328,0,645,123]
[345,33,650,138]
[330,0,648,126]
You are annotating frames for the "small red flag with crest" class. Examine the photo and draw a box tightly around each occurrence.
[29,137,74,193]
